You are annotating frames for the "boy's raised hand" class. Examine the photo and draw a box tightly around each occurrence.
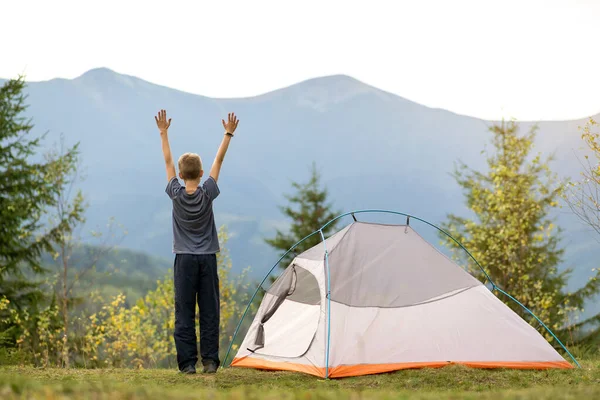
[155,109,172,133]
[155,109,176,181]
[222,113,240,135]
[210,112,239,183]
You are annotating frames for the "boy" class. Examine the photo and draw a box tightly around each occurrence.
[155,109,240,374]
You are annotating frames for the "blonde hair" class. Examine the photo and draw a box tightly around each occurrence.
[178,153,202,180]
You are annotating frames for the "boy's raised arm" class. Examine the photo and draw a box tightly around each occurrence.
[155,109,176,182]
[209,113,240,183]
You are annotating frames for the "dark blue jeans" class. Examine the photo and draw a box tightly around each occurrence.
[173,254,220,370]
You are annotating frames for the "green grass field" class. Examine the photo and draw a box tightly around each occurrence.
[1,358,599,399]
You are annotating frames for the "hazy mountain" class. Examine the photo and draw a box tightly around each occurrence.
[3,69,599,313]
[40,245,172,304]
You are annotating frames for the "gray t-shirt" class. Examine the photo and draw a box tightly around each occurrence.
[165,176,220,254]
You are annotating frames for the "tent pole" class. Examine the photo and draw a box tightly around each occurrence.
[319,229,332,379]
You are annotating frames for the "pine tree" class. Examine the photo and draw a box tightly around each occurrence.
[441,120,600,340]
[0,77,81,345]
[266,163,340,271]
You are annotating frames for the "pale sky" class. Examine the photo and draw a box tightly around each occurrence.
[2,0,599,121]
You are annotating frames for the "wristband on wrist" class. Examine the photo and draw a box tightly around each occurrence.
[225,132,233,137]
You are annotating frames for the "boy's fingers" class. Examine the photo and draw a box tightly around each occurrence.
[168,118,172,127]
[222,119,226,129]
[155,116,159,124]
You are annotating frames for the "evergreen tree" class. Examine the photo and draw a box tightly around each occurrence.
[441,120,600,340]
[0,77,81,346]
[266,163,340,271]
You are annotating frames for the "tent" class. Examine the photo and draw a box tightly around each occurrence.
[227,213,576,378]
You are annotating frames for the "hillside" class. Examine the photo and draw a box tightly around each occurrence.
[40,245,172,304]
[3,68,599,301]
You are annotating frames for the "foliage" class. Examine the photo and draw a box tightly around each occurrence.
[0,77,80,296]
[46,155,126,367]
[45,137,87,367]
[563,117,600,237]
[82,287,174,369]
[41,244,172,303]
[0,292,63,367]
[441,120,600,342]
[560,117,600,342]
[0,226,249,368]
[217,228,252,355]
[0,77,80,356]
[265,162,340,272]
[81,226,250,368]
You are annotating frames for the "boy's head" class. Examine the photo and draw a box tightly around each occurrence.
[178,153,203,181]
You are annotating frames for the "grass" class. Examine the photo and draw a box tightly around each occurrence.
[0,358,599,399]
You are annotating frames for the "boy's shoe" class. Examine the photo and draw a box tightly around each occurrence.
[203,361,218,374]
[180,365,196,374]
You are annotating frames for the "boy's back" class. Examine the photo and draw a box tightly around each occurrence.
[166,176,220,254]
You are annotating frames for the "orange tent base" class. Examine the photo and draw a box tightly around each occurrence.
[230,357,574,379]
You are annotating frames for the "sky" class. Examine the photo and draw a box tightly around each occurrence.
[1,0,599,121]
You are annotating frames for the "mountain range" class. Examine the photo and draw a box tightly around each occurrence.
[2,68,599,314]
